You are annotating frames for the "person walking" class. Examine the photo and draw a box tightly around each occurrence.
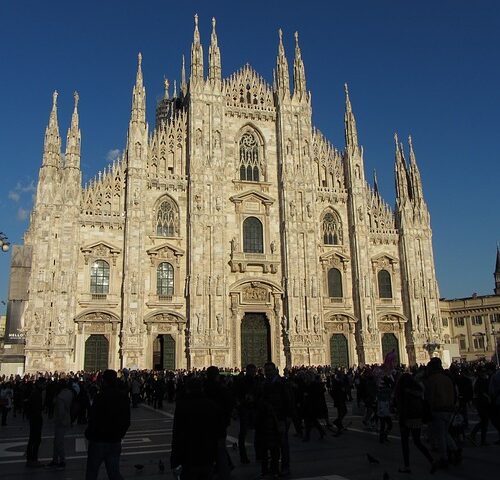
[85,369,131,480]
[395,373,434,474]
[425,357,460,471]
[46,379,74,470]
[0,381,14,426]
[170,376,221,480]
[25,378,46,468]
[469,366,492,446]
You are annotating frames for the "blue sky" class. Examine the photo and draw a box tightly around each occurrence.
[0,0,499,313]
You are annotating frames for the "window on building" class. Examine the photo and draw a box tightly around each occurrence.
[90,260,110,294]
[471,315,483,325]
[473,336,485,350]
[322,212,342,245]
[378,270,393,299]
[239,132,261,181]
[156,198,178,237]
[454,317,465,327]
[490,313,500,323]
[328,268,343,298]
[157,262,174,296]
[442,317,449,327]
[243,217,263,253]
[459,338,467,350]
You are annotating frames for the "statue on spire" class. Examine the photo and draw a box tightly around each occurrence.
[190,13,204,86]
[209,16,221,86]
[276,28,290,99]
[344,83,358,151]
[293,31,307,102]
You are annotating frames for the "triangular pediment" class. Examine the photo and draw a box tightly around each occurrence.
[230,189,275,206]
[224,64,272,91]
[81,241,121,255]
[147,242,184,257]
[371,253,398,264]
[320,250,350,263]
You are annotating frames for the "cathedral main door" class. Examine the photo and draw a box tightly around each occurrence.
[153,334,176,370]
[241,313,270,368]
[330,334,349,367]
[84,335,109,372]
[382,333,400,364]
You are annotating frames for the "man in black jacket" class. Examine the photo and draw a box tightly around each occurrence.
[25,378,46,468]
[85,370,130,480]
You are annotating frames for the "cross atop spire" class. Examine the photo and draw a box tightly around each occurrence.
[275,28,290,98]
[293,31,307,101]
[209,16,221,86]
[190,13,204,86]
[42,90,62,168]
[65,91,81,169]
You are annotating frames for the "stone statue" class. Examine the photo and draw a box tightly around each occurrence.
[313,314,320,334]
[230,236,238,254]
[431,314,438,332]
[57,312,66,334]
[281,315,288,332]
[216,313,223,334]
[294,315,300,334]
[290,200,296,217]
[367,314,373,334]
[195,313,202,333]
[270,240,276,254]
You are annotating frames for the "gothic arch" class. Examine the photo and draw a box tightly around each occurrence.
[321,208,343,245]
[235,124,266,181]
[154,194,180,237]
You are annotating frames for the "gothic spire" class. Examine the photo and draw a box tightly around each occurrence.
[408,135,424,205]
[394,133,409,203]
[344,83,359,153]
[181,54,187,96]
[190,14,204,86]
[208,17,221,86]
[275,29,290,98]
[494,243,500,295]
[163,77,170,99]
[131,53,146,125]
[293,31,307,101]
[373,168,379,195]
[42,90,62,167]
[64,91,81,169]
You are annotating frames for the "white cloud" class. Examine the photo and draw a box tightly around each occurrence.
[17,207,29,221]
[106,149,122,163]
[8,191,20,202]
[8,181,36,203]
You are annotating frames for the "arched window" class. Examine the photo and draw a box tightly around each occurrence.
[239,132,261,181]
[243,217,263,253]
[322,211,342,245]
[157,262,174,296]
[328,268,343,298]
[90,260,110,294]
[156,198,178,237]
[378,270,393,298]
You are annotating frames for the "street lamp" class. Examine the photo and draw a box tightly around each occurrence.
[0,232,9,252]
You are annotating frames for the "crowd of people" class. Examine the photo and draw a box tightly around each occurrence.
[0,358,499,479]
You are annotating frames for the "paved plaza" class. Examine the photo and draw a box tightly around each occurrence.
[0,399,498,480]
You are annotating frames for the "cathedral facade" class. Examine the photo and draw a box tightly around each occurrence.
[17,17,443,373]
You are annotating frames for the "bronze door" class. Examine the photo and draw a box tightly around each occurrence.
[330,334,349,367]
[84,334,109,372]
[382,333,400,364]
[241,313,270,368]
[162,334,176,370]
[153,335,176,370]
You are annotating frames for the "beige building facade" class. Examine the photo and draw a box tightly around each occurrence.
[13,18,444,373]
[440,248,500,362]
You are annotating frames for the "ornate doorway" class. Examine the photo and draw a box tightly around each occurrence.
[153,334,176,370]
[330,334,349,367]
[382,333,400,364]
[84,335,109,371]
[241,313,270,367]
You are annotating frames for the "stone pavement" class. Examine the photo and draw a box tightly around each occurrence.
[0,399,498,480]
